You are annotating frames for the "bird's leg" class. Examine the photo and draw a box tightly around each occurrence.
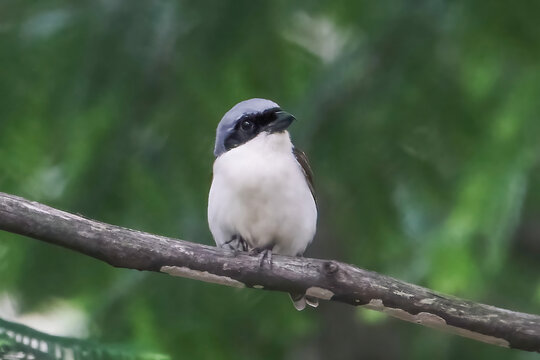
[240,236,248,252]
[249,244,274,268]
[224,235,249,255]
[224,236,235,246]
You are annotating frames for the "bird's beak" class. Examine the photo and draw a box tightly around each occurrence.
[265,111,296,133]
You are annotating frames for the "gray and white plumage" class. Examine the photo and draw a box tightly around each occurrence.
[208,98,318,309]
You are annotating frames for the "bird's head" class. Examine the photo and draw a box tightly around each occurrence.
[213,98,296,157]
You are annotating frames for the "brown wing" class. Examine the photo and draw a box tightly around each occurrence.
[293,147,316,206]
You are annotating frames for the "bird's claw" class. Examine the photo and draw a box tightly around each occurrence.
[224,235,248,254]
[249,248,273,269]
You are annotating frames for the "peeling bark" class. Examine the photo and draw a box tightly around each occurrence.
[0,192,539,352]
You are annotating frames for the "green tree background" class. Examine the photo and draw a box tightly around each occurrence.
[1,1,539,359]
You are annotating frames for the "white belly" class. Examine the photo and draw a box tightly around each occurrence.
[208,132,317,256]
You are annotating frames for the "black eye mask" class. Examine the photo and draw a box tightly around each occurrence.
[223,107,280,152]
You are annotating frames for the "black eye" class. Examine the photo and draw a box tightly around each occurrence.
[240,120,254,131]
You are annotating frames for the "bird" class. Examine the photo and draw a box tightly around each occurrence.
[208,98,318,310]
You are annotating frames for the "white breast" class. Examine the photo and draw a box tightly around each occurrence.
[208,132,317,256]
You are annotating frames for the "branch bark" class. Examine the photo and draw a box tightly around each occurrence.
[0,192,539,352]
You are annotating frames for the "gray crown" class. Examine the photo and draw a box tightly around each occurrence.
[214,98,279,157]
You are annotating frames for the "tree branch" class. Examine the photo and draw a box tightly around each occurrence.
[0,192,538,352]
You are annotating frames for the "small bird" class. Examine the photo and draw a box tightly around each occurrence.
[208,98,318,310]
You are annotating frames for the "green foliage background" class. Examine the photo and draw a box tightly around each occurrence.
[1,1,539,359]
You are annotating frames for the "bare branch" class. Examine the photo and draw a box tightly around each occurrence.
[0,192,538,352]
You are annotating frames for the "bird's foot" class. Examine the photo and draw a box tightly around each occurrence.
[224,235,249,255]
[249,247,273,268]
